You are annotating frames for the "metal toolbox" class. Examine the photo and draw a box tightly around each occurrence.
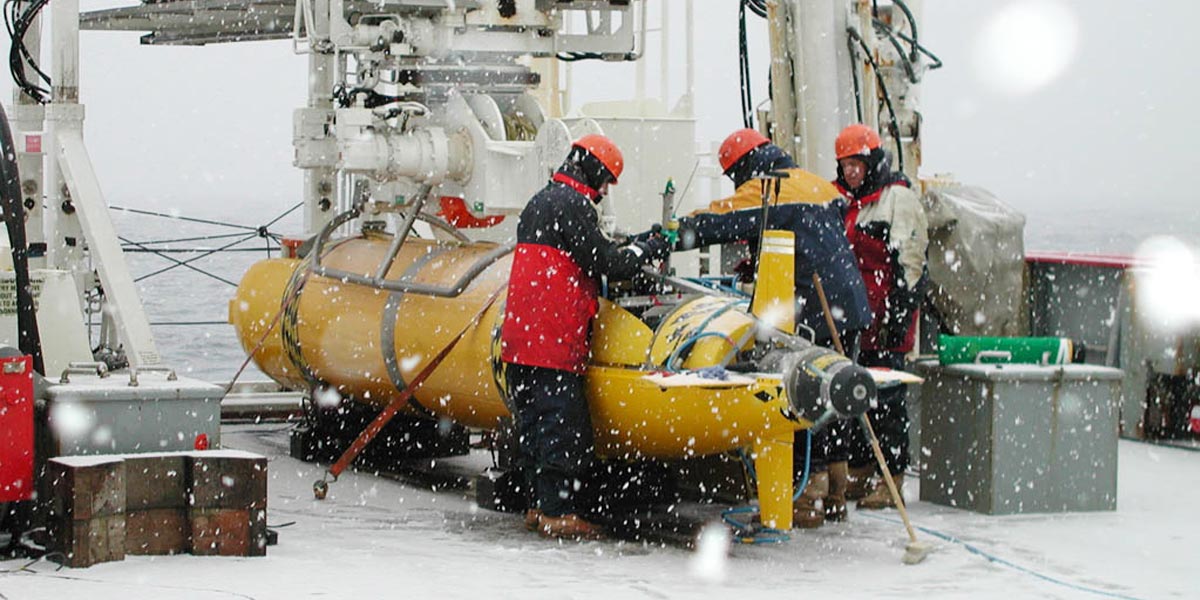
[916,361,1122,514]
[42,366,222,456]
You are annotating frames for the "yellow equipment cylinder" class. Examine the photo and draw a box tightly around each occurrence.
[231,235,512,429]
[231,235,803,452]
[231,234,811,529]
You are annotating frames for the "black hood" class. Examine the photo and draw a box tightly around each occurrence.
[835,147,908,198]
[558,146,615,200]
[727,143,797,188]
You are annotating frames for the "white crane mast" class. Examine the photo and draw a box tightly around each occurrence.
[3,0,934,371]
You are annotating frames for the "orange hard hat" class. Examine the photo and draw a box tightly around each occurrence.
[835,124,882,160]
[718,128,771,173]
[572,134,624,183]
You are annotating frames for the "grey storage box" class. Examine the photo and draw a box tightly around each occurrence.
[43,367,222,456]
[916,361,1122,514]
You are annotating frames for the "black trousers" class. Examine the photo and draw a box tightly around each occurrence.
[847,350,910,475]
[505,363,594,517]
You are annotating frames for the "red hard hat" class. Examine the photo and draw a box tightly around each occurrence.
[718,128,771,173]
[572,134,624,184]
[835,124,882,160]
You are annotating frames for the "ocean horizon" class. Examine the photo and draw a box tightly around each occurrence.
[108,203,1197,384]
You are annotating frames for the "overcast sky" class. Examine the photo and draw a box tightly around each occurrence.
[1,1,1195,248]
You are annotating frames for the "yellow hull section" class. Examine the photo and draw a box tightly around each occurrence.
[231,236,806,529]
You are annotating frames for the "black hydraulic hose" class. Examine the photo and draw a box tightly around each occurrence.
[873,19,919,84]
[892,28,943,70]
[738,1,754,128]
[847,36,865,123]
[846,27,904,173]
[891,0,920,62]
[744,0,767,19]
[0,102,43,374]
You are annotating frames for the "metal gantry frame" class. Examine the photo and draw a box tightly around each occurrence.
[4,0,934,374]
[7,0,162,369]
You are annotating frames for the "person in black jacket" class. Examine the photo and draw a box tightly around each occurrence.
[500,134,668,540]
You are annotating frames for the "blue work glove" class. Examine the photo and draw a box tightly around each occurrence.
[694,365,730,381]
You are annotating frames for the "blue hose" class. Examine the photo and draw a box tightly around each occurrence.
[792,429,812,501]
[860,513,1146,600]
[664,299,749,371]
[666,331,737,371]
[720,430,811,544]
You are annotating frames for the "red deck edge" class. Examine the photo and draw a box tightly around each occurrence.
[1025,251,1138,269]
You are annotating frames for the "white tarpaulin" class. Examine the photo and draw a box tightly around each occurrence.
[922,183,1026,337]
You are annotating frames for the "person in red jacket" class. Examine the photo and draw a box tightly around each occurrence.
[833,124,929,510]
[500,134,667,540]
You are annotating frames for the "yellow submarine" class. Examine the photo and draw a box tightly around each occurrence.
[231,220,876,532]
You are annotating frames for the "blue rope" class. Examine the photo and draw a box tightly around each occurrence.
[665,300,749,371]
[683,276,751,297]
[666,331,737,371]
[720,430,811,545]
[859,513,1146,600]
[792,429,812,501]
[720,505,790,544]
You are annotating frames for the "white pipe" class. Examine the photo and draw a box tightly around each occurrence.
[46,0,82,273]
[660,0,669,110]
[303,0,335,235]
[790,0,855,178]
[684,0,694,117]
[50,0,79,102]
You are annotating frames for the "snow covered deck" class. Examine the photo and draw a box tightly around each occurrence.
[0,424,1189,599]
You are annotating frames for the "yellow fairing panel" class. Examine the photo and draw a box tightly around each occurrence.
[591,298,653,367]
[647,296,756,370]
[587,366,800,459]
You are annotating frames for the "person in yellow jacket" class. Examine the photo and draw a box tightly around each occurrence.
[666,128,872,527]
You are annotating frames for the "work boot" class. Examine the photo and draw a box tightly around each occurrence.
[857,473,904,510]
[523,508,543,532]
[792,471,829,529]
[537,513,604,540]
[825,462,849,522]
[846,465,875,501]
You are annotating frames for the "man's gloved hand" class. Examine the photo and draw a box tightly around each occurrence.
[879,288,920,348]
[628,228,656,245]
[634,235,671,261]
[732,258,756,283]
[877,312,909,349]
[654,221,680,245]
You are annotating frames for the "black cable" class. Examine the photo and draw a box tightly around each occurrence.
[6,0,50,104]
[126,233,256,286]
[892,0,919,62]
[263,201,304,228]
[873,19,918,84]
[738,1,754,129]
[0,92,43,373]
[847,36,864,123]
[121,231,253,247]
[891,27,943,70]
[12,1,48,85]
[846,27,904,173]
[148,321,229,327]
[122,247,280,254]
[109,206,260,231]
[744,0,767,19]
